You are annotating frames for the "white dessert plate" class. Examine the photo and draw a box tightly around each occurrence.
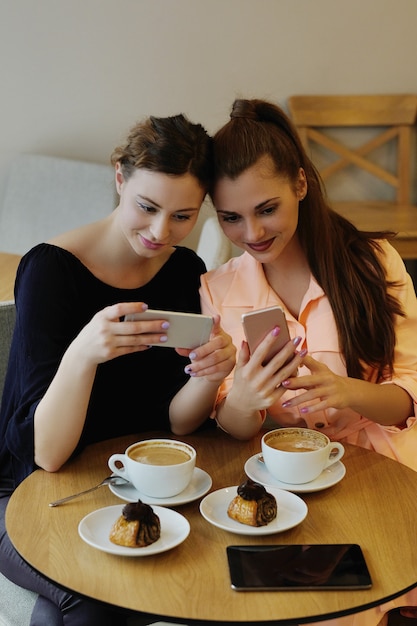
[78,504,190,556]
[199,486,307,536]
[108,467,212,506]
[244,454,346,493]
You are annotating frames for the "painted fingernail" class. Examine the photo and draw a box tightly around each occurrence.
[298,348,308,357]
[300,407,309,414]
[189,352,197,360]
[271,326,280,336]
[282,380,291,387]
[161,322,170,330]
[185,366,192,374]
[282,401,291,408]
[292,336,302,346]
[159,335,168,342]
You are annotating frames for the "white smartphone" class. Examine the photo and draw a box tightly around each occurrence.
[124,309,213,349]
[242,306,291,366]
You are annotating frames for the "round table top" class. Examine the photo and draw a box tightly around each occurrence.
[6,429,417,624]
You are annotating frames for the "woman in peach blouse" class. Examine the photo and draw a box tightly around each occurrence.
[198,98,417,626]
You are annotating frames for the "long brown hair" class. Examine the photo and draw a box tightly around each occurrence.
[212,98,404,380]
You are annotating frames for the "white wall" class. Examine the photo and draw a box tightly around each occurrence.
[0,0,416,211]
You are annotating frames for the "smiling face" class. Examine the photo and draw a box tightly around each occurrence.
[213,155,307,264]
[115,165,205,257]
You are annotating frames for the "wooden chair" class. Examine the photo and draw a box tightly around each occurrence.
[288,94,417,260]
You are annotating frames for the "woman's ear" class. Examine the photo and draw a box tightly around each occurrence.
[297,168,308,200]
[115,162,124,195]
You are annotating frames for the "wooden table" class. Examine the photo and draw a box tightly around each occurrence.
[0,252,21,301]
[6,430,417,624]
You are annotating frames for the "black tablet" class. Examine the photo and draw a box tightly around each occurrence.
[227,544,372,591]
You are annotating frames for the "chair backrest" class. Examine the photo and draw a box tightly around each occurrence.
[0,300,16,408]
[0,153,117,254]
[287,94,417,205]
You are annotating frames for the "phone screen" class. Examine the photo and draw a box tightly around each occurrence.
[227,544,372,591]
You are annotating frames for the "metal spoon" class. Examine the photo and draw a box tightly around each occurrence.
[48,475,129,507]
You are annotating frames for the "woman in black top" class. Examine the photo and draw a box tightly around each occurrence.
[0,113,235,625]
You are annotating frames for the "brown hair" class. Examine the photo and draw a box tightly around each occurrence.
[111,113,213,190]
[212,98,404,380]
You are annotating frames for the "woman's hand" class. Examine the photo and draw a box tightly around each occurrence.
[176,315,236,383]
[214,328,304,440]
[281,354,351,414]
[72,302,172,365]
[226,329,304,412]
[275,353,412,428]
[35,301,176,471]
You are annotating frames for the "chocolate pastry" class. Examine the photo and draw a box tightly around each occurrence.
[227,478,277,527]
[109,500,161,547]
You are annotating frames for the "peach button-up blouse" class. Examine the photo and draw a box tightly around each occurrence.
[200,241,417,471]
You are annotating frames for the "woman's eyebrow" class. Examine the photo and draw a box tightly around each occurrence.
[137,194,200,213]
[137,194,161,207]
[216,196,280,214]
[216,208,237,215]
[255,196,279,209]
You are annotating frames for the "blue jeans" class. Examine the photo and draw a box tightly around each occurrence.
[0,492,128,626]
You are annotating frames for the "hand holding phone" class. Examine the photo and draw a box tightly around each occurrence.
[242,306,291,366]
[124,309,213,349]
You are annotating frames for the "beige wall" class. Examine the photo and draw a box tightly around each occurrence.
[1,0,416,207]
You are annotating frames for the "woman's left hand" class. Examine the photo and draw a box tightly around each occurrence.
[281,354,351,414]
[176,315,236,383]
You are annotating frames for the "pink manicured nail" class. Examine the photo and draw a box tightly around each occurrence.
[271,326,280,336]
[292,336,302,346]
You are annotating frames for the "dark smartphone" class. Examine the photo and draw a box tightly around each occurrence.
[227,544,372,591]
[242,306,291,365]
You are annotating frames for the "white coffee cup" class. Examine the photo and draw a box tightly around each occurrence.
[261,428,345,484]
[108,439,196,498]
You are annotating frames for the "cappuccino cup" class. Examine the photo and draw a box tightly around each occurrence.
[261,428,344,484]
[108,439,196,498]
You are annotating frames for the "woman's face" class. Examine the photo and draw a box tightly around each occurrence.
[116,165,205,256]
[213,156,307,263]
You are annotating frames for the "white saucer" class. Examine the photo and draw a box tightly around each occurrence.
[244,454,346,493]
[199,486,307,536]
[78,504,190,556]
[108,467,212,506]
